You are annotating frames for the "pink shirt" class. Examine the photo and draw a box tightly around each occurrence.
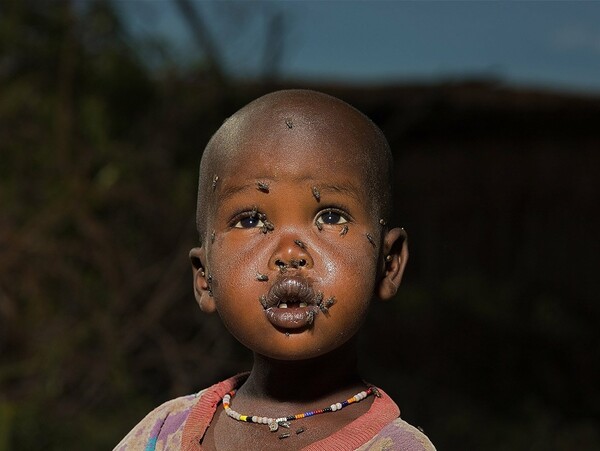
[115,373,436,450]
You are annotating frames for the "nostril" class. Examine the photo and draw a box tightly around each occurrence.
[275,259,287,269]
[288,259,307,269]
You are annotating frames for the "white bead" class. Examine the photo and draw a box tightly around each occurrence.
[222,385,374,429]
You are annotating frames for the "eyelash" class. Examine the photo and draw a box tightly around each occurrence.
[315,207,352,226]
[230,207,264,229]
[228,206,352,229]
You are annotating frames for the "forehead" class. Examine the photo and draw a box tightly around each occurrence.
[211,95,379,184]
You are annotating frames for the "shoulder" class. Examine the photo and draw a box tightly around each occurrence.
[358,417,436,451]
[113,390,207,451]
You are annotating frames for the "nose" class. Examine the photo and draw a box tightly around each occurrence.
[268,237,313,271]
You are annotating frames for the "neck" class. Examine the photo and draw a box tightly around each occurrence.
[240,339,363,402]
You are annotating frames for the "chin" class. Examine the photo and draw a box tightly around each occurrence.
[246,333,352,362]
[263,348,327,361]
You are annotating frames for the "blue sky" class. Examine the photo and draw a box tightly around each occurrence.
[118,1,600,94]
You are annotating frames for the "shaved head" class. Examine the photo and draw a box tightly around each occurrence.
[195,90,393,242]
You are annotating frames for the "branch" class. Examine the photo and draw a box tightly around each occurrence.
[173,0,228,88]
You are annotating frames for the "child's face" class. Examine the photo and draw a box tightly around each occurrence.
[191,104,405,361]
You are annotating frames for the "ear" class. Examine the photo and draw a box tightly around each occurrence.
[376,227,409,301]
[189,247,216,313]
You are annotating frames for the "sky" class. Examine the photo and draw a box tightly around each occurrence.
[118,1,600,94]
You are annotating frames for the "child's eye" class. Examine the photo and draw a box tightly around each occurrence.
[316,209,349,226]
[233,212,265,229]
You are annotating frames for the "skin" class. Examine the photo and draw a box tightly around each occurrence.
[189,90,408,450]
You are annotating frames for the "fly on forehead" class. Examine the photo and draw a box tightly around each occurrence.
[312,186,320,201]
[256,181,269,193]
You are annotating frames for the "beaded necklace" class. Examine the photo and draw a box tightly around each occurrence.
[222,385,379,433]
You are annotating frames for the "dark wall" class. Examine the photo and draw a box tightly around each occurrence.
[333,84,600,449]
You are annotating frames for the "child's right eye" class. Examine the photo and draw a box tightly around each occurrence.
[232,213,265,229]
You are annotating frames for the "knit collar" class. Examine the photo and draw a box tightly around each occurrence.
[181,372,400,450]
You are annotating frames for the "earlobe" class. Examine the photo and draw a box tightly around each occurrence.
[189,247,216,313]
[377,227,409,301]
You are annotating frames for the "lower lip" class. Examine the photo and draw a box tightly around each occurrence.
[265,306,318,329]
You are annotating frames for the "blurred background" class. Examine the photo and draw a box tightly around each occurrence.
[1,1,599,449]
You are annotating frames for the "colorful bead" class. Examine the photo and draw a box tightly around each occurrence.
[222,385,376,432]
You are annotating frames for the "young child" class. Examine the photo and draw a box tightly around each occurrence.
[115,90,435,450]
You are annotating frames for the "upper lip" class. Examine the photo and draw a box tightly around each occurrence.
[263,275,317,309]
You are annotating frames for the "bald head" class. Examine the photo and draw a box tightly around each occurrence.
[195,90,393,242]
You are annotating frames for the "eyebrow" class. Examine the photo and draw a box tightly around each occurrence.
[218,183,258,204]
[316,183,362,203]
[218,178,362,203]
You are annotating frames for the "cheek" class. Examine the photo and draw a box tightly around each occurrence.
[208,234,269,284]
[316,233,379,292]
[313,237,378,338]
[205,236,271,333]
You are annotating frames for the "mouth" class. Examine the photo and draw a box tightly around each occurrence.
[260,275,322,329]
